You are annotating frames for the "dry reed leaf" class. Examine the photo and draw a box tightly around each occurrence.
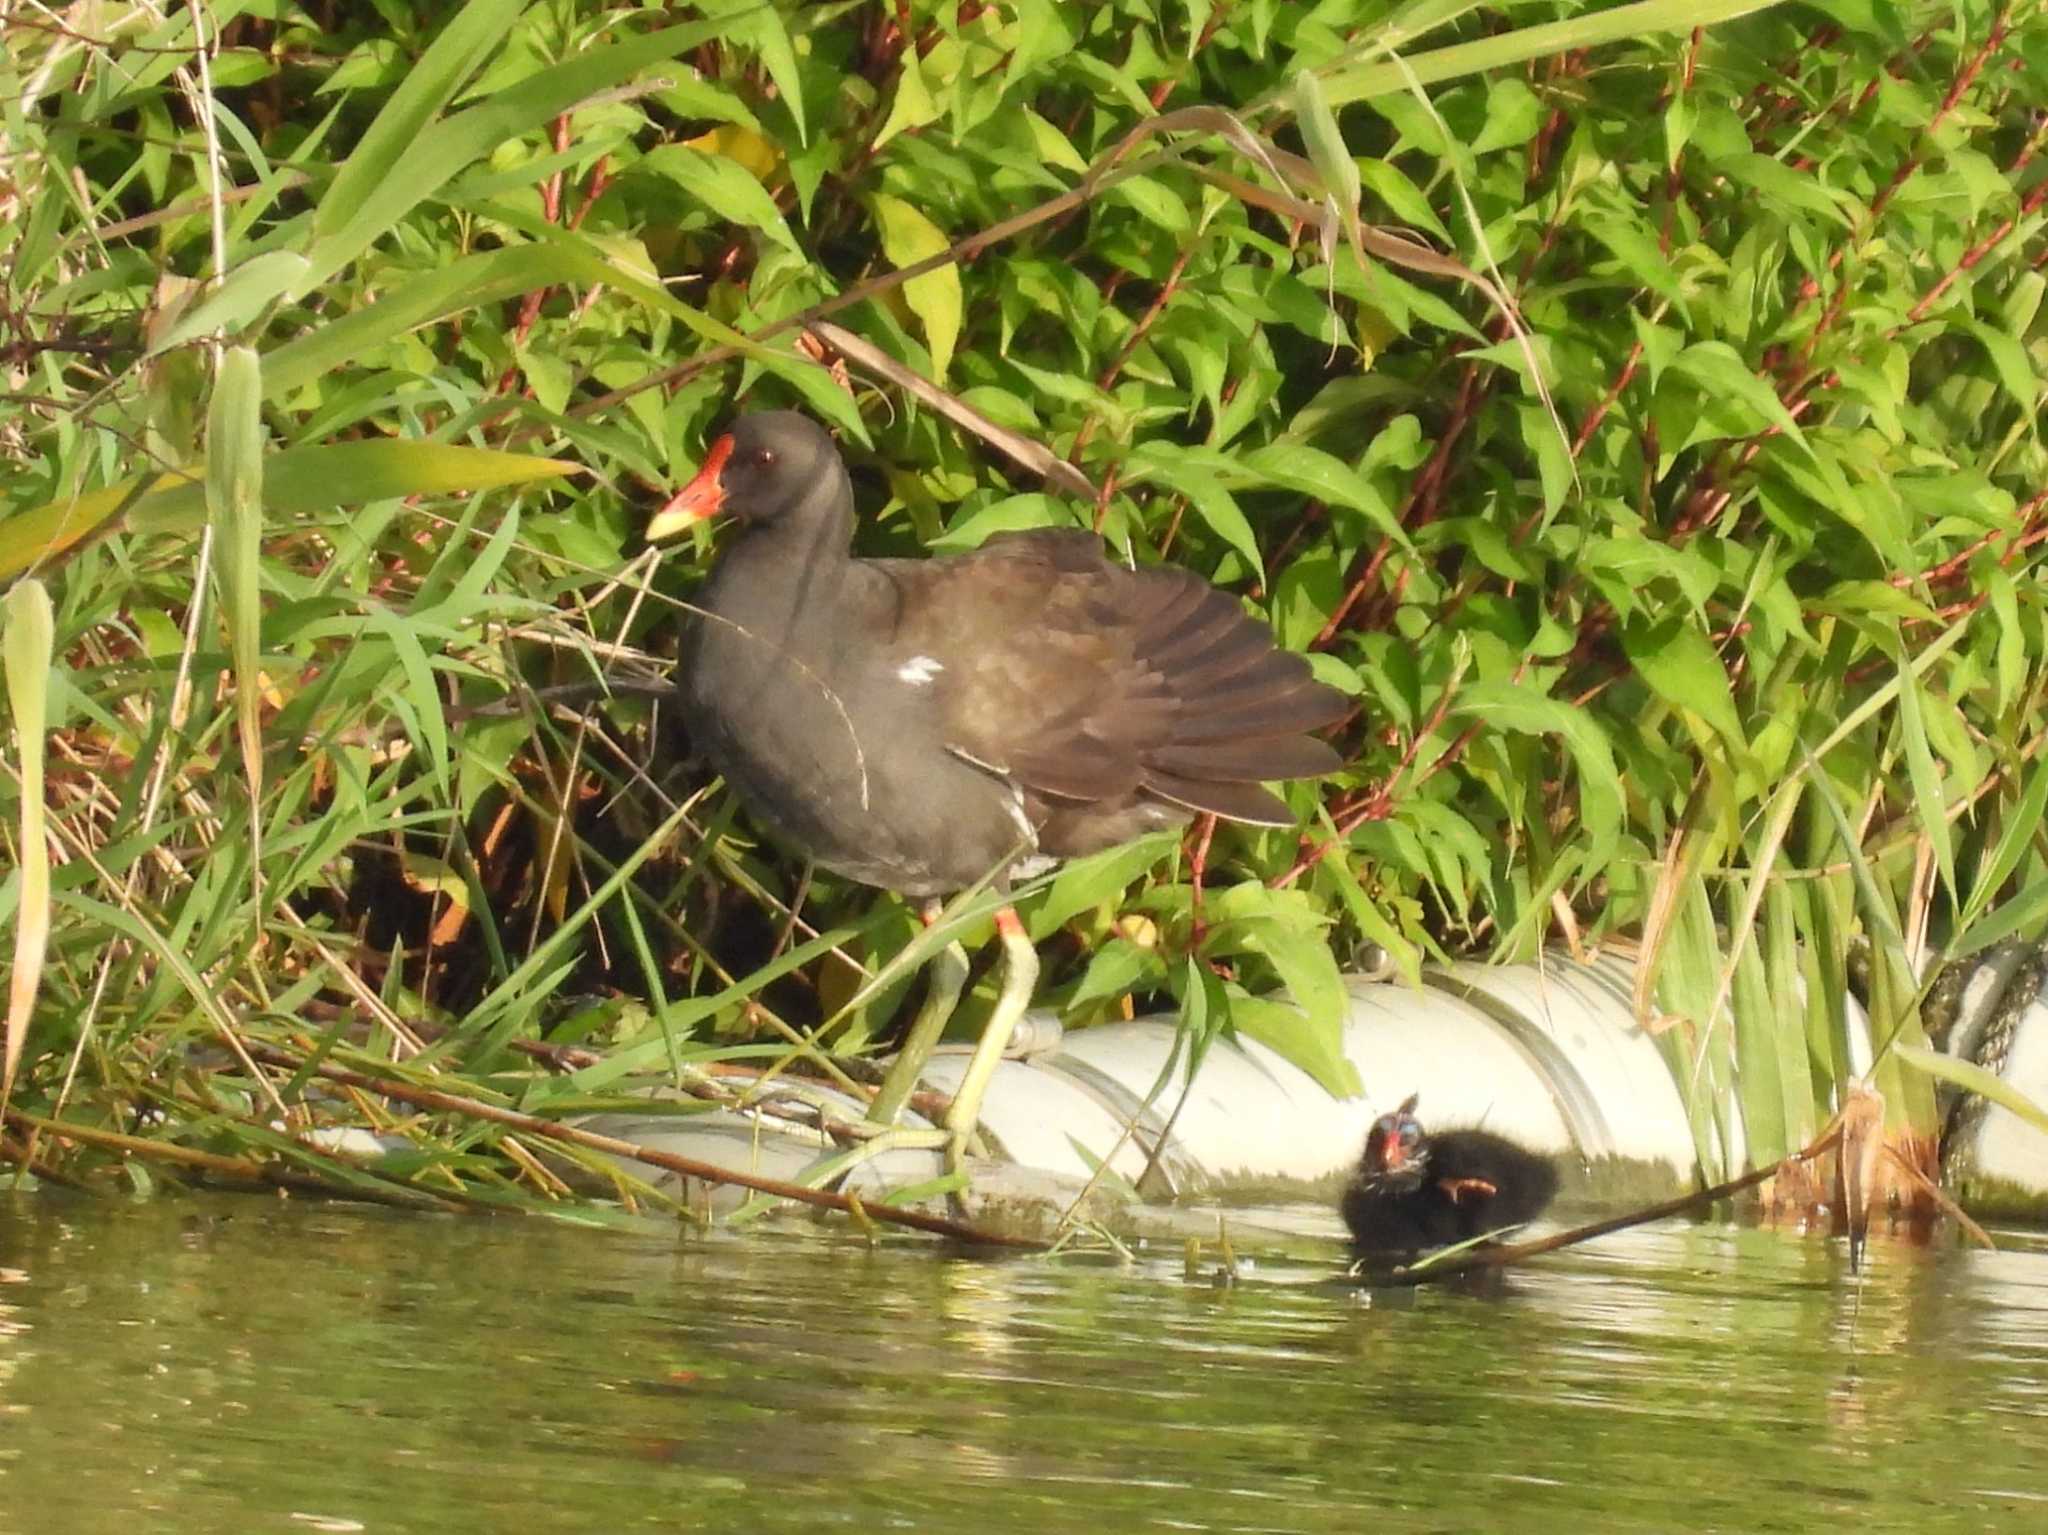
[1837,1084,1886,1270]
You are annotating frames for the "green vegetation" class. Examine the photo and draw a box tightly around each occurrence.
[2,0,2045,1217]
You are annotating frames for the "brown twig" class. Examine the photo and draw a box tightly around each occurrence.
[241,1044,1047,1248]
[3,1107,467,1211]
[1372,1121,1849,1286]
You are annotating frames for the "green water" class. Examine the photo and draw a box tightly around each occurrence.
[1,1195,2043,1533]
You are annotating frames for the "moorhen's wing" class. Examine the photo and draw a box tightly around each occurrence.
[1429,1130,1561,1230]
[879,529,1347,825]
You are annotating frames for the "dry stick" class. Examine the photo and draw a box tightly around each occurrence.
[242,1044,1047,1250]
[1,1108,466,1212]
[566,166,1129,425]
[1375,1123,1846,1286]
[807,321,1097,499]
[570,103,1365,431]
[0,1126,74,1187]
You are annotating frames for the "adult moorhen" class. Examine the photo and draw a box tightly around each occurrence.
[1342,1093,1559,1257]
[647,412,1348,1167]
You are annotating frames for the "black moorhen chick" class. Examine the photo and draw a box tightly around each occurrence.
[648,412,1349,1167]
[1342,1093,1559,1256]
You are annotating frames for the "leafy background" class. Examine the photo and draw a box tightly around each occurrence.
[2,0,2045,1210]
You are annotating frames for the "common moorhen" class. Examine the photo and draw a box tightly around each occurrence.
[1342,1093,1559,1256]
[647,412,1348,1167]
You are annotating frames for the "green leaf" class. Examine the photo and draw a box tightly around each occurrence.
[1022,108,1088,175]
[1957,753,2048,937]
[1126,443,1264,579]
[1067,939,1165,1012]
[874,46,940,148]
[300,20,725,293]
[644,145,801,254]
[1242,442,1408,547]
[1028,832,1177,939]
[1620,616,1746,751]
[1894,643,1957,908]
[149,252,313,353]
[1584,211,1689,317]
[932,494,1081,553]
[205,346,268,822]
[1453,680,1625,869]
[871,194,962,381]
[729,1,807,145]
[1202,884,1345,1032]
[1109,174,1193,234]
[1950,878,2048,960]
[317,0,525,242]
[1318,0,1782,105]
[1294,69,1360,214]
[1002,0,1079,96]
[1958,317,2039,413]
[264,246,585,398]
[1716,152,1853,226]
[368,609,450,799]
[1729,923,1787,1163]
[0,444,580,581]
[1668,342,1803,441]
[1472,78,1545,153]
[1895,1044,2048,1139]
[1229,994,1362,1099]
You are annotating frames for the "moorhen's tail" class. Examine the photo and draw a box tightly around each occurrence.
[1125,567,1349,825]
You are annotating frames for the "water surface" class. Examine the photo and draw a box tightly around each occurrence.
[1,1194,2042,1532]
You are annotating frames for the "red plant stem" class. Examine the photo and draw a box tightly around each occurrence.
[1271,672,1478,889]
[1149,3,1226,109]
[1100,244,1193,390]
[1091,460,1121,534]
[1789,15,2012,313]
[1908,177,2048,323]
[1072,242,1197,475]
[1311,355,1488,648]
[1572,339,1645,458]
[498,117,602,393]
[1892,487,2048,590]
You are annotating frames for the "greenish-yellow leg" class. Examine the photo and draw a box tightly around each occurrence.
[866,911,970,1129]
[942,905,1040,1170]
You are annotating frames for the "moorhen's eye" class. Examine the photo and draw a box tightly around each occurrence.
[753,448,777,468]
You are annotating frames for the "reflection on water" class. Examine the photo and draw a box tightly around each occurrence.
[0,1193,2043,1533]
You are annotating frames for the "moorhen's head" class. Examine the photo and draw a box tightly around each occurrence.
[646,412,844,541]
[1359,1093,1428,1192]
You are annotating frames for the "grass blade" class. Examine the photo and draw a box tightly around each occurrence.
[298,19,729,292]
[206,345,267,887]
[2,579,54,1108]
[1894,1044,2048,1139]
[0,443,581,581]
[1318,0,1786,106]
[316,0,530,242]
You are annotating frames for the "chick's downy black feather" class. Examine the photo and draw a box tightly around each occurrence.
[1342,1093,1560,1255]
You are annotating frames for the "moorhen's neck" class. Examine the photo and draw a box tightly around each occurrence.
[701,464,861,638]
